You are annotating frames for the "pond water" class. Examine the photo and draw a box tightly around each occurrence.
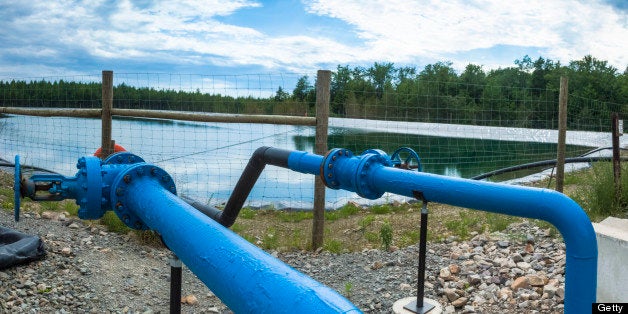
[0,114,592,208]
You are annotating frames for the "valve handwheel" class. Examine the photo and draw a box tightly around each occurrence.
[390,147,423,172]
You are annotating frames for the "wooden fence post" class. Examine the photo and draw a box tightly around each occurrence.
[556,76,568,193]
[101,70,114,159]
[312,70,331,250]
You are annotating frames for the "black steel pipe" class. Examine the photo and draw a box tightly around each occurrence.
[185,146,293,227]
[169,255,182,314]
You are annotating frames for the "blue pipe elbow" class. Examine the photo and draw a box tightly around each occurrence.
[286,148,597,313]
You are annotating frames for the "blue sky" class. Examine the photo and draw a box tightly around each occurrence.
[0,0,626,82]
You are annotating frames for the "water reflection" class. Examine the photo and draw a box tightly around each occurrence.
[1,114,592,208]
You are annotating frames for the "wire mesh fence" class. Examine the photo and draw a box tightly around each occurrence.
[0,71,623,209]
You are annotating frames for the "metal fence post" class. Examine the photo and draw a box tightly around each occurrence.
[556,76,568,193]
[313,70,331,249]
[101,70,114,159]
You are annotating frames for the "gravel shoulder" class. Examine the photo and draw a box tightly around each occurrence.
[0,203,566,313]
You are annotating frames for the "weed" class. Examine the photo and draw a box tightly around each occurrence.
[262,227,279,250]
[380,220,393,250]
[398,230,420,247]
[134,230,163,247]
[323,239,343,253]
[289,229,304,249]
[370,204,391,215]
[1,201,12,210]
[344,282,353,297]
[100,211,131,233]
[41,201,60,212]
[231,223,245,233]
[242,234,256,244]
[445,210,481,240]
[326,203,360,221]
[278,210,312,222]
[358,215,376,232]
[485,213,519,233]
[573,162,628,221]
[62,201,79,216]
[239,207,256,219]
[364,232,379,243]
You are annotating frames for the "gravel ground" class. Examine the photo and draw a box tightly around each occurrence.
[0,207,565,313]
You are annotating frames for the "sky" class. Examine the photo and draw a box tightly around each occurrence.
[0,0,627,85]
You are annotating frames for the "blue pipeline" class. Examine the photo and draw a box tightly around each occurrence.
[15,153,360,313]
[108,163,361,314]
[287,148,597,314]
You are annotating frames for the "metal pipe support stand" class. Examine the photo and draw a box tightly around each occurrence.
[403,200,436,314]
[170,254,182,314]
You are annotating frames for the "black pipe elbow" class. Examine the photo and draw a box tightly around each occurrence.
[184,146,293,228]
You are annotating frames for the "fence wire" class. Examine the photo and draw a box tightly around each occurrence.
[0,72,623,209]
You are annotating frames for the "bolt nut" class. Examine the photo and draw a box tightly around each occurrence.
[123,174,132,183]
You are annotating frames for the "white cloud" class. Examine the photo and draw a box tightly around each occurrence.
[305,0,628,70]
[0,0,625,77]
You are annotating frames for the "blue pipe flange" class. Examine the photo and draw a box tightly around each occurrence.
[355,152,390,199]
[103,152,145,165]
[74,156,105,219]
[321,148,354,189]
[14,155,21,222]
[110,163,177,230]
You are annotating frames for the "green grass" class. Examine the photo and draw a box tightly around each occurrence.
[358,214,376,231]
[231,223,245,233]
[261,227,279,250]
[100,211,132,233]
[278,210,313,222]
[63,201,79,216]
[444,210,482,240]
[573,162,628,221]
[379,220,393,250]
[323,239,343,253]
[370,204,392,214]
[485,213,520,233]
[239,207,256,219]
[398,230,420,247]
[325,202,360,221]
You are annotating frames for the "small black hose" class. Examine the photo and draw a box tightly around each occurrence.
[470,156,628,181]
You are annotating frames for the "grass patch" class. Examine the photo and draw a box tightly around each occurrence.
[444,210,482,240]
[278,210,313,222]
[239,207,256,219]
[231,223,245,233]
[379,220,393,250]
[398,230,420,247]
[573,162,628,221]
[485,213,520,233]
[370,204,391,214]
[261,227,279,250]
[100,211,131,233]
[62,201,79,216]
[323,239,343,253]
[326,202,361,221]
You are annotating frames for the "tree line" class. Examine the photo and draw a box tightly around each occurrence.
[1,55,626,131]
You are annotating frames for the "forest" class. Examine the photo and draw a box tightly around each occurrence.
[1,55,626,131]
